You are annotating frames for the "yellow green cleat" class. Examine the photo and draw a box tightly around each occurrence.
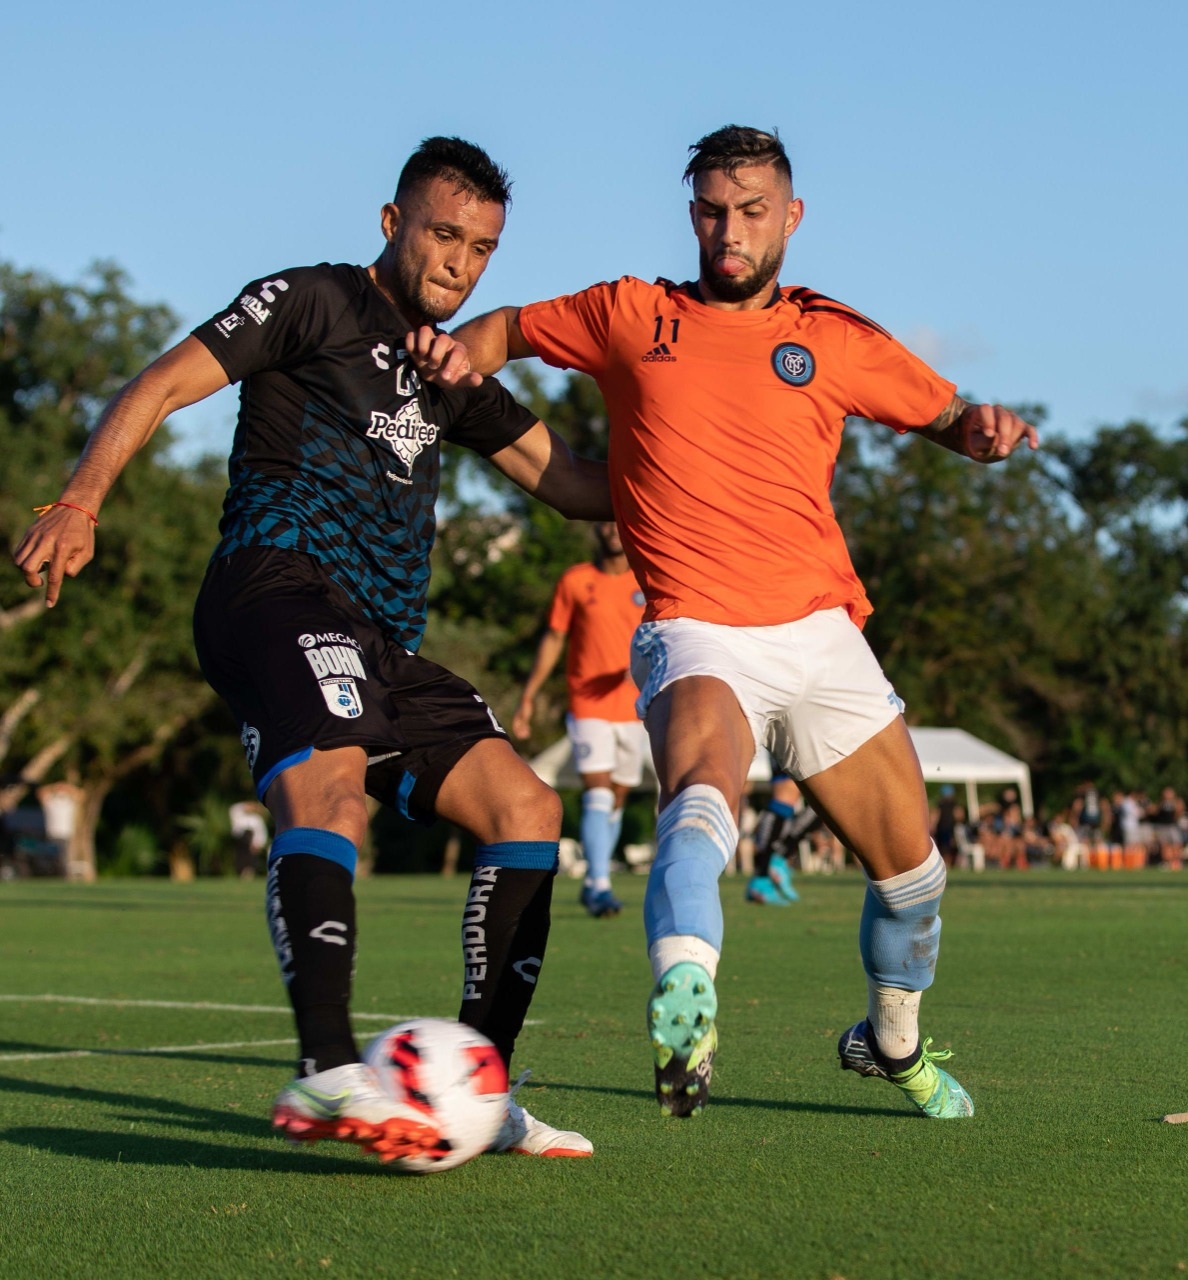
[647,962,718,1117]
[838,1020,974,1118]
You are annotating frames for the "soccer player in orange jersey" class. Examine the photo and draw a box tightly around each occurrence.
[409,125,1037,1120]
[513,522,647,918]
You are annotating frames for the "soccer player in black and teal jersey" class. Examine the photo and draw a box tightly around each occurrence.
[14,138,606,1162]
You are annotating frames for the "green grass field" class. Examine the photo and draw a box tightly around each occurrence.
[1,871,1186,1279]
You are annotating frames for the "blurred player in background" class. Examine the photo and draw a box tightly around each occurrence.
[745,772,806,905]
[13,137,607,1161]
[410,124,1038,1124]
[513,521,647,918]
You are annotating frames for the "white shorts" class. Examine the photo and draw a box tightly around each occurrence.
[630,607,903,782]
[566,715,648,787]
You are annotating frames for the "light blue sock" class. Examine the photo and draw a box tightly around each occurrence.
[581,787,616,890]
[859,845,946,991]
[608,805,624,853]
[644,785,738,955]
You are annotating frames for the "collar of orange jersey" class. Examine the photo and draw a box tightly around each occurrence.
[681,280,784,309]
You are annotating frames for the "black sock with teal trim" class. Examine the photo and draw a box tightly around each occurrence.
[457,841,558,1067]
[266,828,359,1077]
[752,800,795,877]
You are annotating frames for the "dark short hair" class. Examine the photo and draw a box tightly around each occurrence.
[684,125,792,190]
[395,136,512,207]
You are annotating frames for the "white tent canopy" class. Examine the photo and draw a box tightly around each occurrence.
[528,725,1032,818]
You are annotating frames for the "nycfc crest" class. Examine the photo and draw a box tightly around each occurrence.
[771,343,815,387]
[320,677,363,719]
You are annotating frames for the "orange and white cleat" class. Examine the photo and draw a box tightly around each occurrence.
[488,1070,593,1157]
[272,1062,439,1160]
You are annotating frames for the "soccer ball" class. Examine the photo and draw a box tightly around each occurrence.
[363,1018,508,1173]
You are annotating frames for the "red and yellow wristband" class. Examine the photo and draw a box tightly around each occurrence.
[33,502,99,526]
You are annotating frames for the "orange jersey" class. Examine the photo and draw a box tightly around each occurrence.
[547,562,645,720]
[520,278,955,628]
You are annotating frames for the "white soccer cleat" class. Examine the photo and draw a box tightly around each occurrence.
[272,1061,440,1161]
[488,1070,593,1158]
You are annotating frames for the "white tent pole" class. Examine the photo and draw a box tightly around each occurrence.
[965,779,979,824]
[1020,772,1034,819]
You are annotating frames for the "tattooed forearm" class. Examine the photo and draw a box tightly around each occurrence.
[917,395,970,455]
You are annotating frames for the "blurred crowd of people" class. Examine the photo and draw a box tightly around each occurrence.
[931,781,1186,872]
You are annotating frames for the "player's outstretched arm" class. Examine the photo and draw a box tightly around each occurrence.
[407,307,533,388]
[12,336,229,606]
[486,420,613,521]
[918,395,1039,463]
[512,628,568,739]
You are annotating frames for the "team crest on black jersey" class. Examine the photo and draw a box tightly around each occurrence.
[366,401,440,483]
[771,343,815,387]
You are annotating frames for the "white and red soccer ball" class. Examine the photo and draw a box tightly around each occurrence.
[364,1017,508,1173]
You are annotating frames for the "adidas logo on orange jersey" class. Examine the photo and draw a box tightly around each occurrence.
[641,343,677,363]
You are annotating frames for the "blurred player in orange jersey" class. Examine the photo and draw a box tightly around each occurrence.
[513,522,647,918]
[408,125,1037,1121]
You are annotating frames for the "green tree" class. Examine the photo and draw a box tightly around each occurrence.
[0,260,229,877]
[834,412,1188,802]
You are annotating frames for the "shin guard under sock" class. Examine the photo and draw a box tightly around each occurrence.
[457,841,558,1067]
[266,828,359,1076]
[645,785,737,977]
[859,844,946,1062]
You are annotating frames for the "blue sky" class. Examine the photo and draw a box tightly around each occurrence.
[4,0,1186,457]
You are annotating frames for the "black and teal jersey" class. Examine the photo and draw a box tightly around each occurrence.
[191,263,535,651]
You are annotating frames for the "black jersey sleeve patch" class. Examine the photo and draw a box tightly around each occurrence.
[439,376,538,457]
[191,264,351,384]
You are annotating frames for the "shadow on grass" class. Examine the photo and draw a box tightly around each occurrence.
[0,1073,397,1175]
[543,1080,908,1118]
[0,1074,281,1139]
[0,1126,389,1175]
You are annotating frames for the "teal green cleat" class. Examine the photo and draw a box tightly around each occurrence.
[646,962,718,1117]
[838,1020,974,1118]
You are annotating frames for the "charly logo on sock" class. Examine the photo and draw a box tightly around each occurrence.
[511,956,541,985]
[309,920,349,946]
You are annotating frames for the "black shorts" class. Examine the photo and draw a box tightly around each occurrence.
[193,547,506,820]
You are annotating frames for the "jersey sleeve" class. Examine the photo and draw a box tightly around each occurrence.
[190,267,345,383]
[518,281,619,377]
[439,375,537,457]
[546,570,577,634]
[843,322,957,434]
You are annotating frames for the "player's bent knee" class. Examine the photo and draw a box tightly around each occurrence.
[484,773,563,843]
[859,843,946,991]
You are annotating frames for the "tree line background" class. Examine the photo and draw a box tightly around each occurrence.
[1,261,1185,876]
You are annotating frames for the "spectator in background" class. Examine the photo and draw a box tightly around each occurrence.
[36,779,85,879]
[229,800,270,879]
[1049,811,1084,870]
[1072,782,1107,851]
[932,785,959,866]
[1116,790,1144,853]
[998,789,1026,869]
[1149,786,1184,870]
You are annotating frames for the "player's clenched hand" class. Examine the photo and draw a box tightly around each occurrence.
[511,695,534,740]
[406,326,482,389]
[962,402,1039,463]
[12,506,96,608]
